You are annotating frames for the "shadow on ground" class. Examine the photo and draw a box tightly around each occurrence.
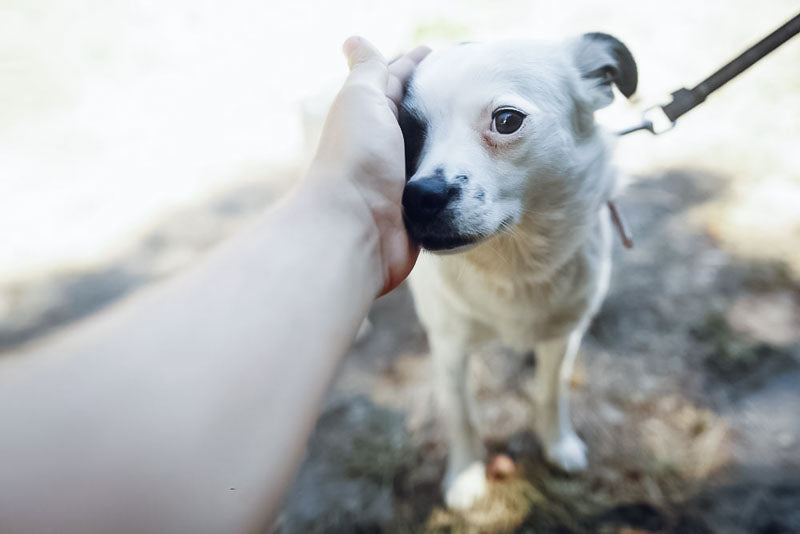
[279,169,800,533]
[0,177,290,353]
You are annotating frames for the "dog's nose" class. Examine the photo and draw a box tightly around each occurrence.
[403,177,460,222]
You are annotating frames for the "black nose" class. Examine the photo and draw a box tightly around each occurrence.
[402,176,460,222]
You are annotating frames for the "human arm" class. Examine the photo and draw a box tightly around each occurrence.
[0,37,428,534]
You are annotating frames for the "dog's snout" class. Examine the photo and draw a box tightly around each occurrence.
[403,177,460,222]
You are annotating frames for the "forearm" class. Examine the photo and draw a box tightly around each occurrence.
[0,182,381,533]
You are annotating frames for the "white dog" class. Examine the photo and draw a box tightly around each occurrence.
[399,33,637,510]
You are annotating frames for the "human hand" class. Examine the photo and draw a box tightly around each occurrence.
[308,36,430,296]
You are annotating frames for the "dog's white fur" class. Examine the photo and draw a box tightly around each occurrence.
[401,36,635,509]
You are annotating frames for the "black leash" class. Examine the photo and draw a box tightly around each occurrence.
[618,11,800,136]
[609,12,799,249]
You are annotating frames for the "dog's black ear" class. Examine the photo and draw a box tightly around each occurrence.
[572,32,637,110]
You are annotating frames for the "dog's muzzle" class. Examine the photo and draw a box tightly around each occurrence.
[402,175,481,251]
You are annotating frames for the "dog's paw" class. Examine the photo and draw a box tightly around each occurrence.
[444,461,488,510]
[544,431,588,472]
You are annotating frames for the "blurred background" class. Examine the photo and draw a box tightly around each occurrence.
[2,1,799,532]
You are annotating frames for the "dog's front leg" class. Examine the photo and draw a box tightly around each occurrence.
[429,333,487,510]
[531,329,588,471]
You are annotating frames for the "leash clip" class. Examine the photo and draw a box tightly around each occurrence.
[616,104,676,137]
[641,104,675,135]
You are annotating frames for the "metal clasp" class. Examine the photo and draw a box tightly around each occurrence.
[616,104,676,136]
[642,104,676,135]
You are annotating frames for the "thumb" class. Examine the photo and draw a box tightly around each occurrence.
[342,36,388,89]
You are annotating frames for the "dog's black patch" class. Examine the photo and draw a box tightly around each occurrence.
[403,215,482,251]
[398,103,427,179]
[412,230,481,251]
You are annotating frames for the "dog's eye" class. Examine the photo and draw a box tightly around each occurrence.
[492,109,525,134]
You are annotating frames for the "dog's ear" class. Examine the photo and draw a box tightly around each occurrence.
[570,32,637,110]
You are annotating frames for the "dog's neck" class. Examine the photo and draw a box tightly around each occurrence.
[460,207,598,286]
[459,157,615,286]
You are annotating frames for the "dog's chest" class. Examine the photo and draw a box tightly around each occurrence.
[411,247,598,350]
[471,260,592,348]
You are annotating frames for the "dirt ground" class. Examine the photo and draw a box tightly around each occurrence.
[275,166,800,533]
[3,161,797,534]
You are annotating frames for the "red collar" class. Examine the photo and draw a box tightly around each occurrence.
[608,200,633,249]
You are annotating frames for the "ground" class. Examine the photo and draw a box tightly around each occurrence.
[3,160,798,533]
[276,168,800,533]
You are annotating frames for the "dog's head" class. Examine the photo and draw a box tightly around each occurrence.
[400,33,637,252]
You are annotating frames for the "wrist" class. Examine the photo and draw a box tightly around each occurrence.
[290,170,385,296]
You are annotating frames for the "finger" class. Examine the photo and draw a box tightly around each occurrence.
[387,45,431,86]
[342,35,388,89]
[386,97,399,119]
[386,75,404,107]
[387,46,431,108]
